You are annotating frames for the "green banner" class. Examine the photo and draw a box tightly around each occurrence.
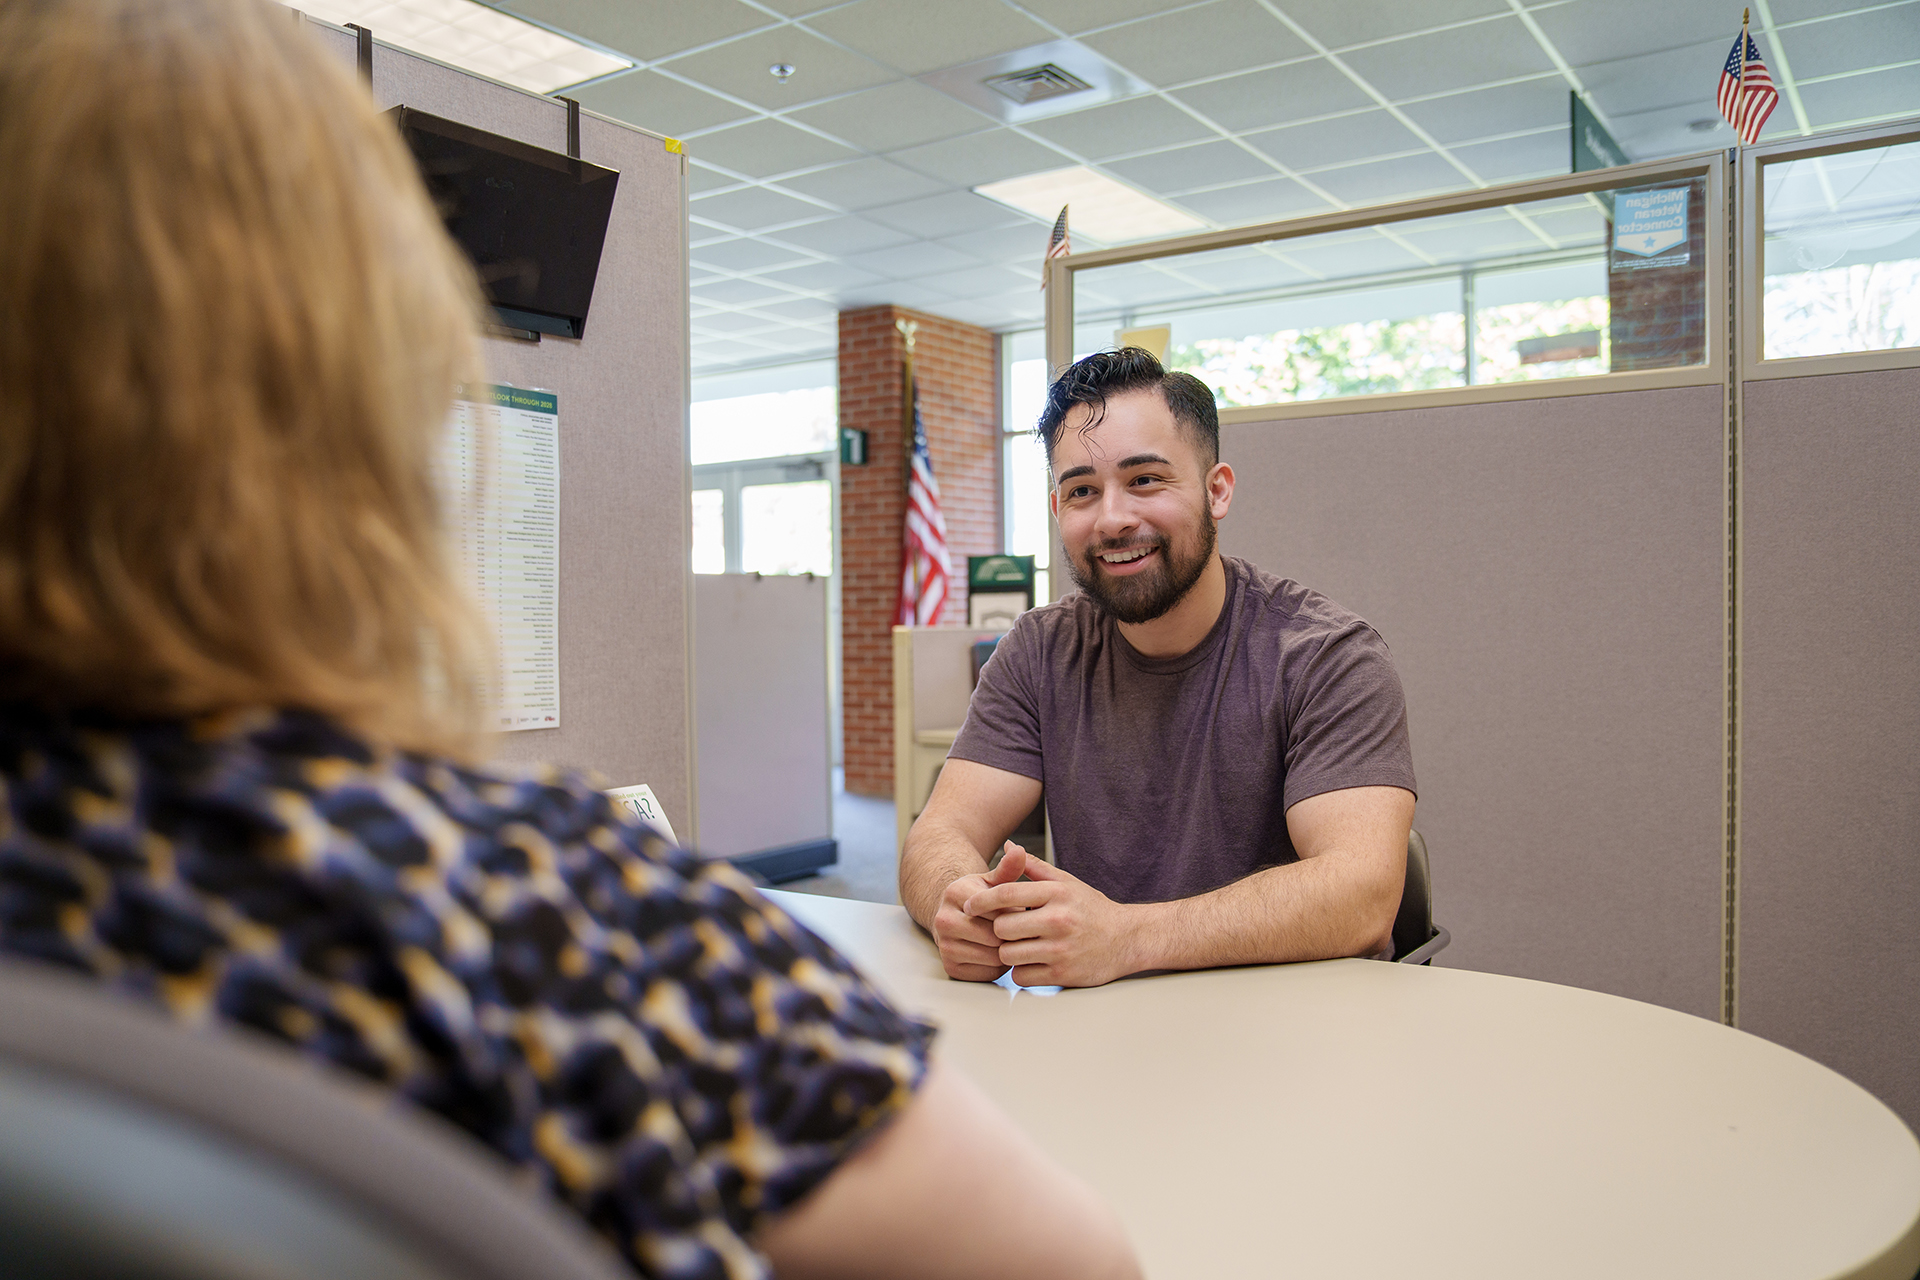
[458,384,558,416]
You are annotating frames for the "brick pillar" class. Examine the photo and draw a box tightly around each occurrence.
[839,306,1000,797]
[1608,177,1709,371]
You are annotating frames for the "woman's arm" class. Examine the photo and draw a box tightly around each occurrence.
[755,1061,1141,1280]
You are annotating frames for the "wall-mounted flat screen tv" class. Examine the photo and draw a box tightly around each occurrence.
[390,107,619,339]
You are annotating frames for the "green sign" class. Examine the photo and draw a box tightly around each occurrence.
[968,554,1035,591]
[1571,93,1627,173]
[839,426,868,466]
[455,384,558,416]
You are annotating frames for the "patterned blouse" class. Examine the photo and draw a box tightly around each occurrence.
[0,704,931,1279]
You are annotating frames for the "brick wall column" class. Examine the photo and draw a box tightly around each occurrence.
[839,306,1000,797]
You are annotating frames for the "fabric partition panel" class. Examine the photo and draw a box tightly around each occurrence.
[308,25,695,830]
[1739,366,1920,1132]
[693,574,831,861]
[1219,387,1726,1016]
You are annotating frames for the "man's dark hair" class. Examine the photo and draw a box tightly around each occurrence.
[1034,347,1220,469]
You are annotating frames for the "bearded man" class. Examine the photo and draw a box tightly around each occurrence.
[898,348,1418,987]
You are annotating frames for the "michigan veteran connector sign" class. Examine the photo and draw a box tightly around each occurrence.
[1611,186,1690,272]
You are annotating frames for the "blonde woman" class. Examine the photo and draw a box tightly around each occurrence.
[0,1,1138,1277]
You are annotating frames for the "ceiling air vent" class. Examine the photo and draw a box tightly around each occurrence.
[982,63,1093,106]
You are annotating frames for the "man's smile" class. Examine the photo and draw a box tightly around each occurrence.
[1097,544,1160,573]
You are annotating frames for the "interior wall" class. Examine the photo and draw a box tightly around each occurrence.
[309,26,695,827]
[838,306,999,797]
[1220,386,1727,1017]
[1739,365,1920,1132]
[693,575,830,860]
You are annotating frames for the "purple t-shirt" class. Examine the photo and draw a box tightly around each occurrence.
[948,556,1416,904]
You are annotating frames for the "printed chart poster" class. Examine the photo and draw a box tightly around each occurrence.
[1611,186,1691,272]
[439,386,560,731]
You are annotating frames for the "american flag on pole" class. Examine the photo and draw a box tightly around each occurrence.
[1039,204,1070,290]
[895,352,950,626]
[1718,20,1778,145]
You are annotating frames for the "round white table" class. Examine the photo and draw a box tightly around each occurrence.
[765,890,1920,1280]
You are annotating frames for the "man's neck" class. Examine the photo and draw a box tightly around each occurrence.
[1115,553,1228,659]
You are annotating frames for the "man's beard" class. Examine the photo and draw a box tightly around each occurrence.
[1065,508,1216,625]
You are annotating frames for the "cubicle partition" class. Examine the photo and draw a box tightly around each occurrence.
[1046,116,1920,1127]
[1219,389,1727,1017]
[307,21,696,834]
[1735,123,1920,1128]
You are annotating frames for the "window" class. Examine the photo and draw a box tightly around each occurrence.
[1761,138,1920,360]
[1003,346,1051,604]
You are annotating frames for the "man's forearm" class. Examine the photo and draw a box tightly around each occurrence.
[899,821,992,930]
[1125,855,1398,972]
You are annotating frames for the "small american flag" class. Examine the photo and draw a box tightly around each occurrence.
[1718,23,1778,145]
[895,357,950,626]
[1040,204,1070,289]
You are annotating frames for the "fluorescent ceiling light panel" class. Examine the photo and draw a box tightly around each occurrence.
[293,0,630,95]
[975,167,1205,244]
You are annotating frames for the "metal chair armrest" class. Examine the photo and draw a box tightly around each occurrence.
[1396,924,1452,966]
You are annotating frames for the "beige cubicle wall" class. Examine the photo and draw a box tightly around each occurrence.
[1739,365,1920,1136]
[309,22,695,833]
[1219,388,1728,1017]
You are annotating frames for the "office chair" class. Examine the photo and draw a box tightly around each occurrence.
[1392,829,1452,964]
[0,960,631,1280]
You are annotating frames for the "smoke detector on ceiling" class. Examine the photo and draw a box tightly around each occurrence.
[982,63,1094,106]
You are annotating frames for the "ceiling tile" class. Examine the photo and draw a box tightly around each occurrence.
[774,158,950,209]
[1531,0,1737,68]
[1246,109,1425,172]
[764,215,916,256]
[864,190,1029,238]
[1103,139,1277,192]
[690,185,830,231]
[1083,0,1313,85]
[759,261,889,294]
[569,70,756,137]
[1023,95,1218,160]
[1523,206,1611,246]
[1605,100,1739,158]
[690,237,818,273]
[694,278,805,306]
[687,164,742,194]
[1778,8,1920,80]
[1170,175,1332,225]
[1269,231,1428,278]
[845,241,984,277]
[750,0,841,17]
[787,80,991,152]
[750,297,842,322]
[1769,0,1893,20]
[1168,249,1315,290]
[1015,0,1191,36]
[1798,63,1920,128]
[1277,0,1511,52]
[807,0,1054,76]
[1303,151,1468,205]
[692,337,781,363]
[1396,209,1553,261]
[1169,59,1373,132]
[683,118,858,178]
[497,0,769,61]
[889,129,1069,186]
[839,282,960,309]
[939,222,1058,263]
[911,265,1037,298]
[1398,78,1573,146]
[1448,130,1571,184]
[1579,39,1741,119]
[1340,17,1554,102]
[661,27,897,110]
[693,311,788,337]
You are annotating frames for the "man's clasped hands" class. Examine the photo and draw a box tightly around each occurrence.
[931,842,1143,988]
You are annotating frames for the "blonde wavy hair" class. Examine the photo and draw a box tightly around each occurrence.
[0,0,493,756]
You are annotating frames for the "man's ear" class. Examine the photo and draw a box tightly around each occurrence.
[1207,461,1235,521]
